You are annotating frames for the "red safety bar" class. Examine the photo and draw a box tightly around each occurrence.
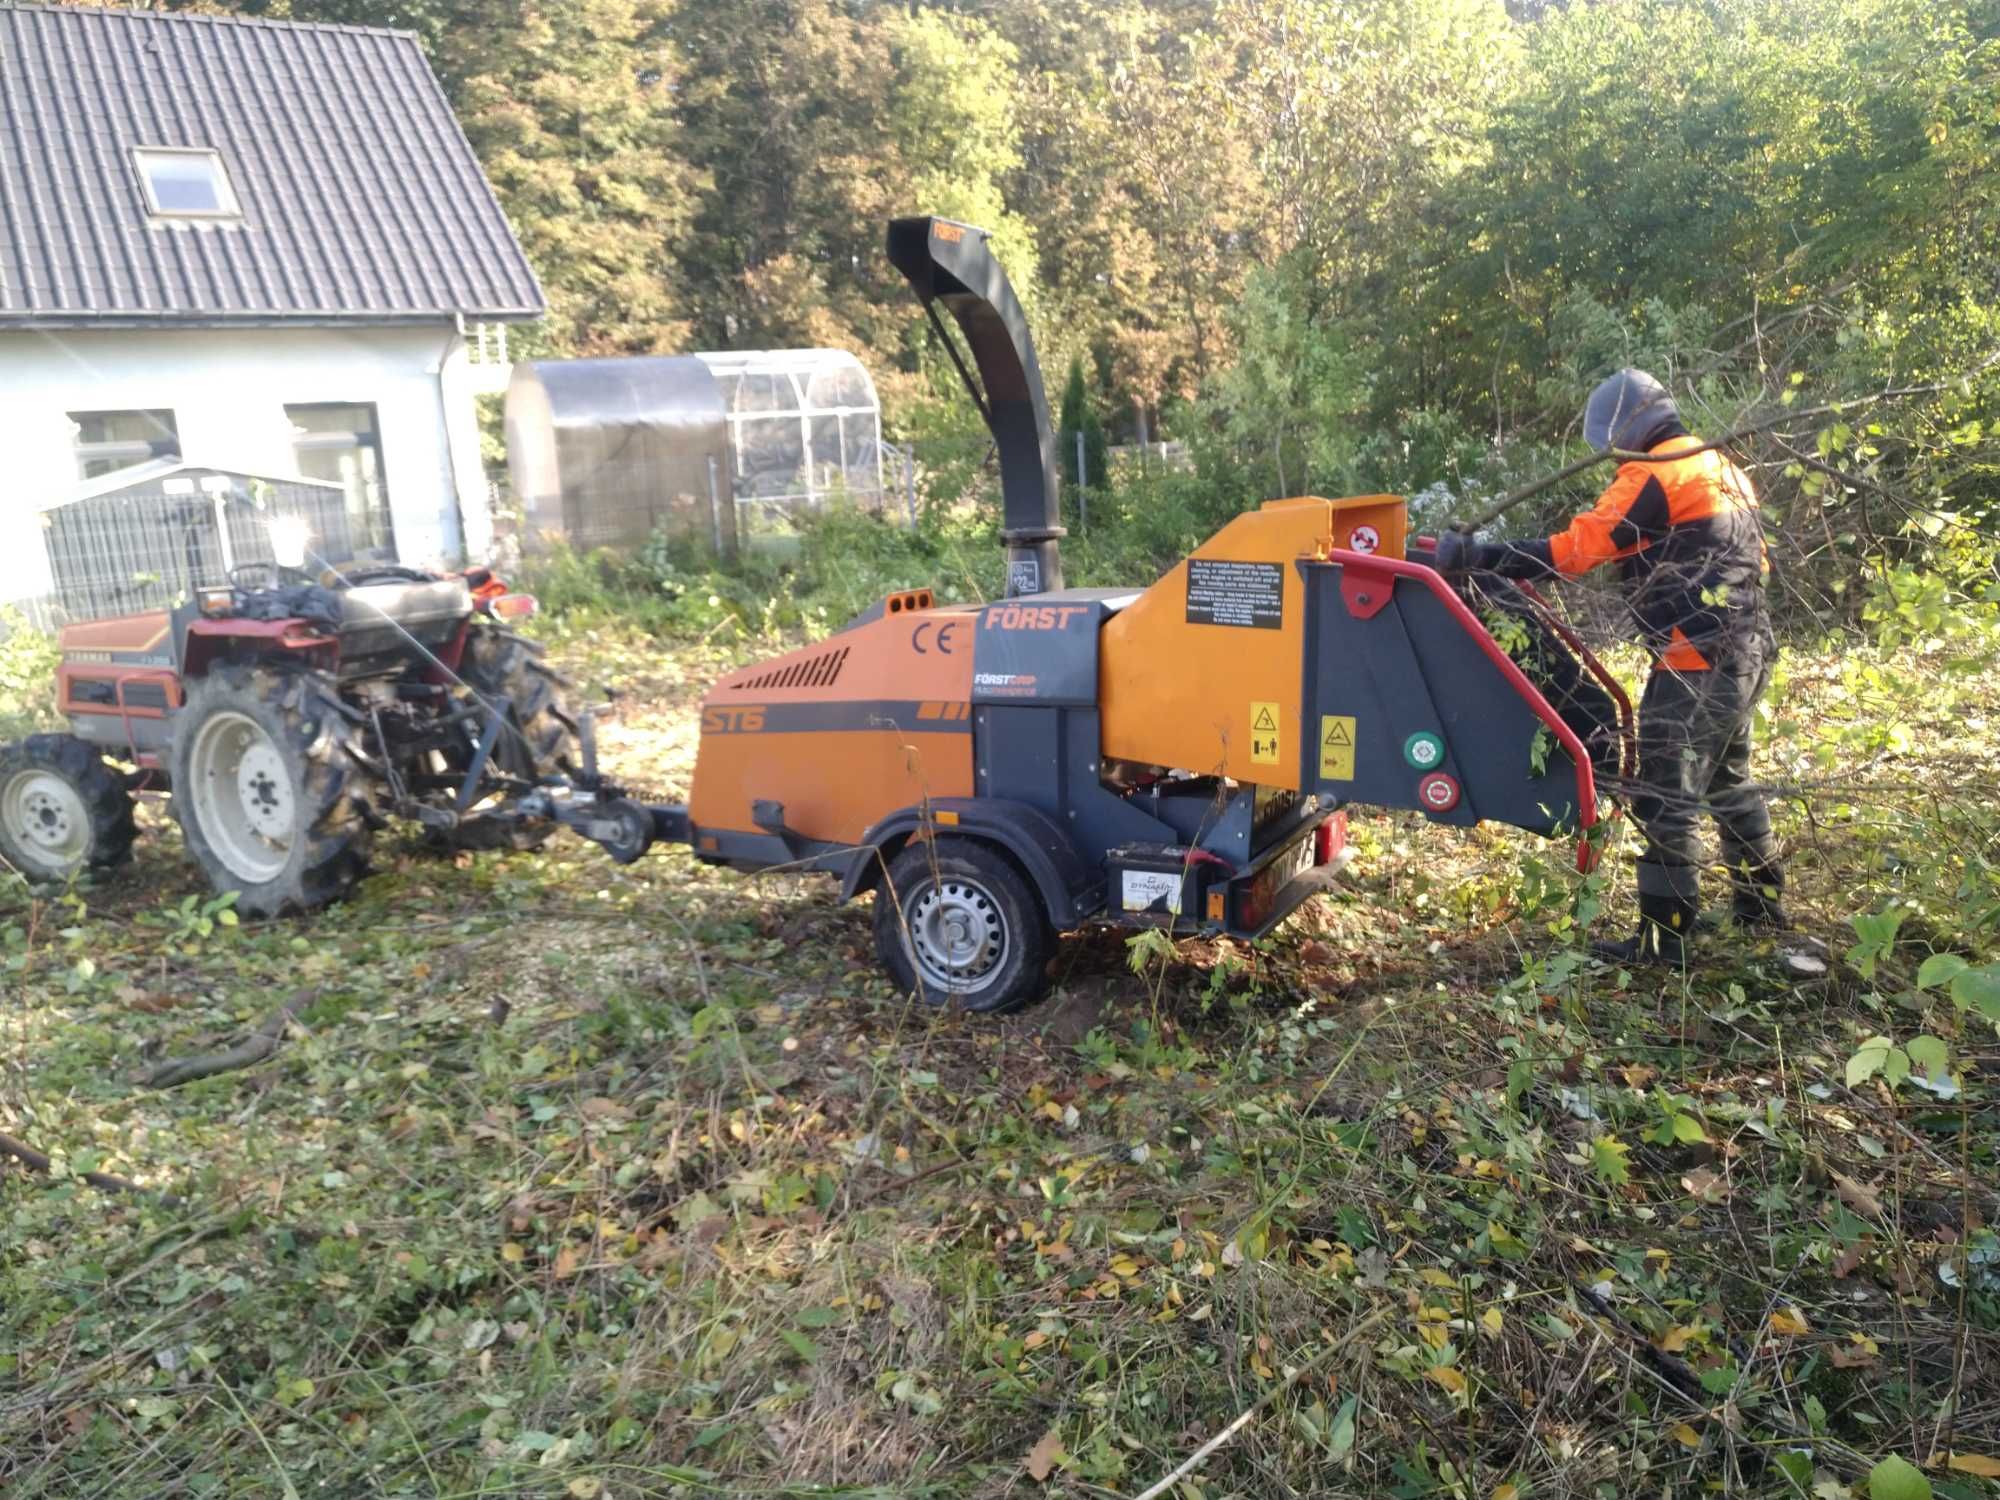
[1328,549,1599,865]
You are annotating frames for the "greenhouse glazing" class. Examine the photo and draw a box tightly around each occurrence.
[504,350,888,558]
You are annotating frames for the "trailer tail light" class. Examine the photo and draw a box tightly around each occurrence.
[485,593,538,620]
[1314,810,1347,865]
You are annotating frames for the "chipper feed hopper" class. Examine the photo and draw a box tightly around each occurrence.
[613,216,1625,1012]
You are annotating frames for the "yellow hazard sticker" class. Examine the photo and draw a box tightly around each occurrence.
[1249,701,1281,764]
[1319,715,1356,781]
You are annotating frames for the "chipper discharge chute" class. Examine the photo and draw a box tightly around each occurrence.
[548,216,1625,1013]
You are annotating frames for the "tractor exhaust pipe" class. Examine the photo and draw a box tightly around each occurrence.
[886,216,1063,597]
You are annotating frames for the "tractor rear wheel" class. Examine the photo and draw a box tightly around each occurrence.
[448,625,573,852]
[171,664,371,916]
[0,734,136,884]
[873,837,1053,1013]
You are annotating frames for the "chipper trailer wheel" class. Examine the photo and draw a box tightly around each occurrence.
[0,733,137,884]
[171,664,371,917]
[874,837,1053,1014]
[446,624,575,852]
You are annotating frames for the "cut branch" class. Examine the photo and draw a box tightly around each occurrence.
[0,1130,187,1208]
[138,990,316,1090]
[1454,356,1999,534]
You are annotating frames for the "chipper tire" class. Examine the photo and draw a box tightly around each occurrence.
[874,836,1053,1014]
[171,664,371,917]
[0,733,137,884]
[447,624,574,852]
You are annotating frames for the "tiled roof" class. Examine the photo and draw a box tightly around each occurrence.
[0,4,545,324]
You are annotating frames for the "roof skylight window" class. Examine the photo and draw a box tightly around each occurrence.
[133,147,240,219]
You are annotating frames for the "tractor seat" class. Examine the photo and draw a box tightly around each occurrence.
[337,578,473,650]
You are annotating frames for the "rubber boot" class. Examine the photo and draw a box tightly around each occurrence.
[1592,893,1699,967]
[1728,859,1793,932]
[1595,859,1701,966]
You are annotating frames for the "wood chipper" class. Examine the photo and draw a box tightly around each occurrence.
[3,214,1628,1016]
[592,215,1628,1011]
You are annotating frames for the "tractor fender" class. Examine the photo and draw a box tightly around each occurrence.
[841,797,1099,928]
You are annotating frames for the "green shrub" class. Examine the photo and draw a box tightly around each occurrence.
[0,609,60,740]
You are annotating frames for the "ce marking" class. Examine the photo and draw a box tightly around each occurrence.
[912,620,960,655]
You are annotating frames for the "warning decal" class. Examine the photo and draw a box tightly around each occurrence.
[1249,701,1281,764]
[1318,715,1356,781]
[1186,559,1284,629]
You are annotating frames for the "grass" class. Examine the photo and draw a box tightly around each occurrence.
[3,618,1999,1500]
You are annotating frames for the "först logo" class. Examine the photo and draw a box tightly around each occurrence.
[984,604,1086,631]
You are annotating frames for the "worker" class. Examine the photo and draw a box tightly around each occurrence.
[1436,368,1789,964]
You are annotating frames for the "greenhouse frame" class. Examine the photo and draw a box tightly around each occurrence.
[504,349,889,558]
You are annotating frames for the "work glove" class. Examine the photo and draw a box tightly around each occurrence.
[1433,528,1484,574]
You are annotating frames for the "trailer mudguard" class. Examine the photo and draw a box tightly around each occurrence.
[842,797,1100,927]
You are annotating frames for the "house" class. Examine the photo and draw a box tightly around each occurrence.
[0,3,544,616]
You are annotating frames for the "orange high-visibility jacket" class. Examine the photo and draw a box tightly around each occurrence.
[1491,433,1770,669]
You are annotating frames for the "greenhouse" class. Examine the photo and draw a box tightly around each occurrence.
[504,349,888,558]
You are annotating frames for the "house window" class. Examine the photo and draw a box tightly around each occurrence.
[287,403,394,560]
[70,409,179,481]
[133,147,240,219]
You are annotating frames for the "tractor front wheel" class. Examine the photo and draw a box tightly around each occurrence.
[0,734,136,884]
[873,837,1053,1014]
[171,665,371,916]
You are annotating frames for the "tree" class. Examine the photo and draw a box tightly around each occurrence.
[1057,355,1109,493]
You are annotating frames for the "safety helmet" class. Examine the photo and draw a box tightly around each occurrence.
[1583,368,1678,452]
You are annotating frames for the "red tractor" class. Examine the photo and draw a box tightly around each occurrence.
[0,558,592,914]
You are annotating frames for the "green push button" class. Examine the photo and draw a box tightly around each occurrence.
[1403,731,1445,770]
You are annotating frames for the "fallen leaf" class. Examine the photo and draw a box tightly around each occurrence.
[1865,1453,1930,1500]
[1831,1245,1865,1279]
[553,1246,581,1279]
[1298,939,1333,965]
[1682,1168,1730,1203]
[1834,1172,1884,1218]
[500,1242,525,1264]
[1671,1422,1703,1448]
[1022,1330,1047,1350]
[1947,1453,2000,1478]
[1769,1307,1811,1337]
[1830,1336,1880,1369]
[1492,1485,1518,1500]
[1023,1427,1064,1482]
[1426,1366,1467,1395]
[1480,1307,1504,1336]
[1660,1325,1698,1353]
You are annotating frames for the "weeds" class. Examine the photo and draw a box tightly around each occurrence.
[3,581,1999,1498]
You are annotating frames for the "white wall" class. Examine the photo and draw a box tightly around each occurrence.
[0,323,493,610]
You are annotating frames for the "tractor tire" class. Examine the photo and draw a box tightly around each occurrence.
[449,625,573,852]
[873,836,1054,1014]
[0,733,137,884]
[170,664,371,917]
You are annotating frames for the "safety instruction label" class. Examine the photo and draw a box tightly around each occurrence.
[1249,701,1281,764]
[1319,715,1357,781]
[1186,559,1283,629]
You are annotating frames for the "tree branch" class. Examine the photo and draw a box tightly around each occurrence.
[138,990,316,1091]
[0,1130,187,1209]
[1453,356,1998,534]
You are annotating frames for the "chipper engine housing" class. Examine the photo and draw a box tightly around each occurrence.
[666,215,1614,1013]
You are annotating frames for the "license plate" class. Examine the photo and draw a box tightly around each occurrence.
[1241,828,1316,927]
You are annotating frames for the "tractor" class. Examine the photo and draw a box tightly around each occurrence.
[0,545,588,914]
